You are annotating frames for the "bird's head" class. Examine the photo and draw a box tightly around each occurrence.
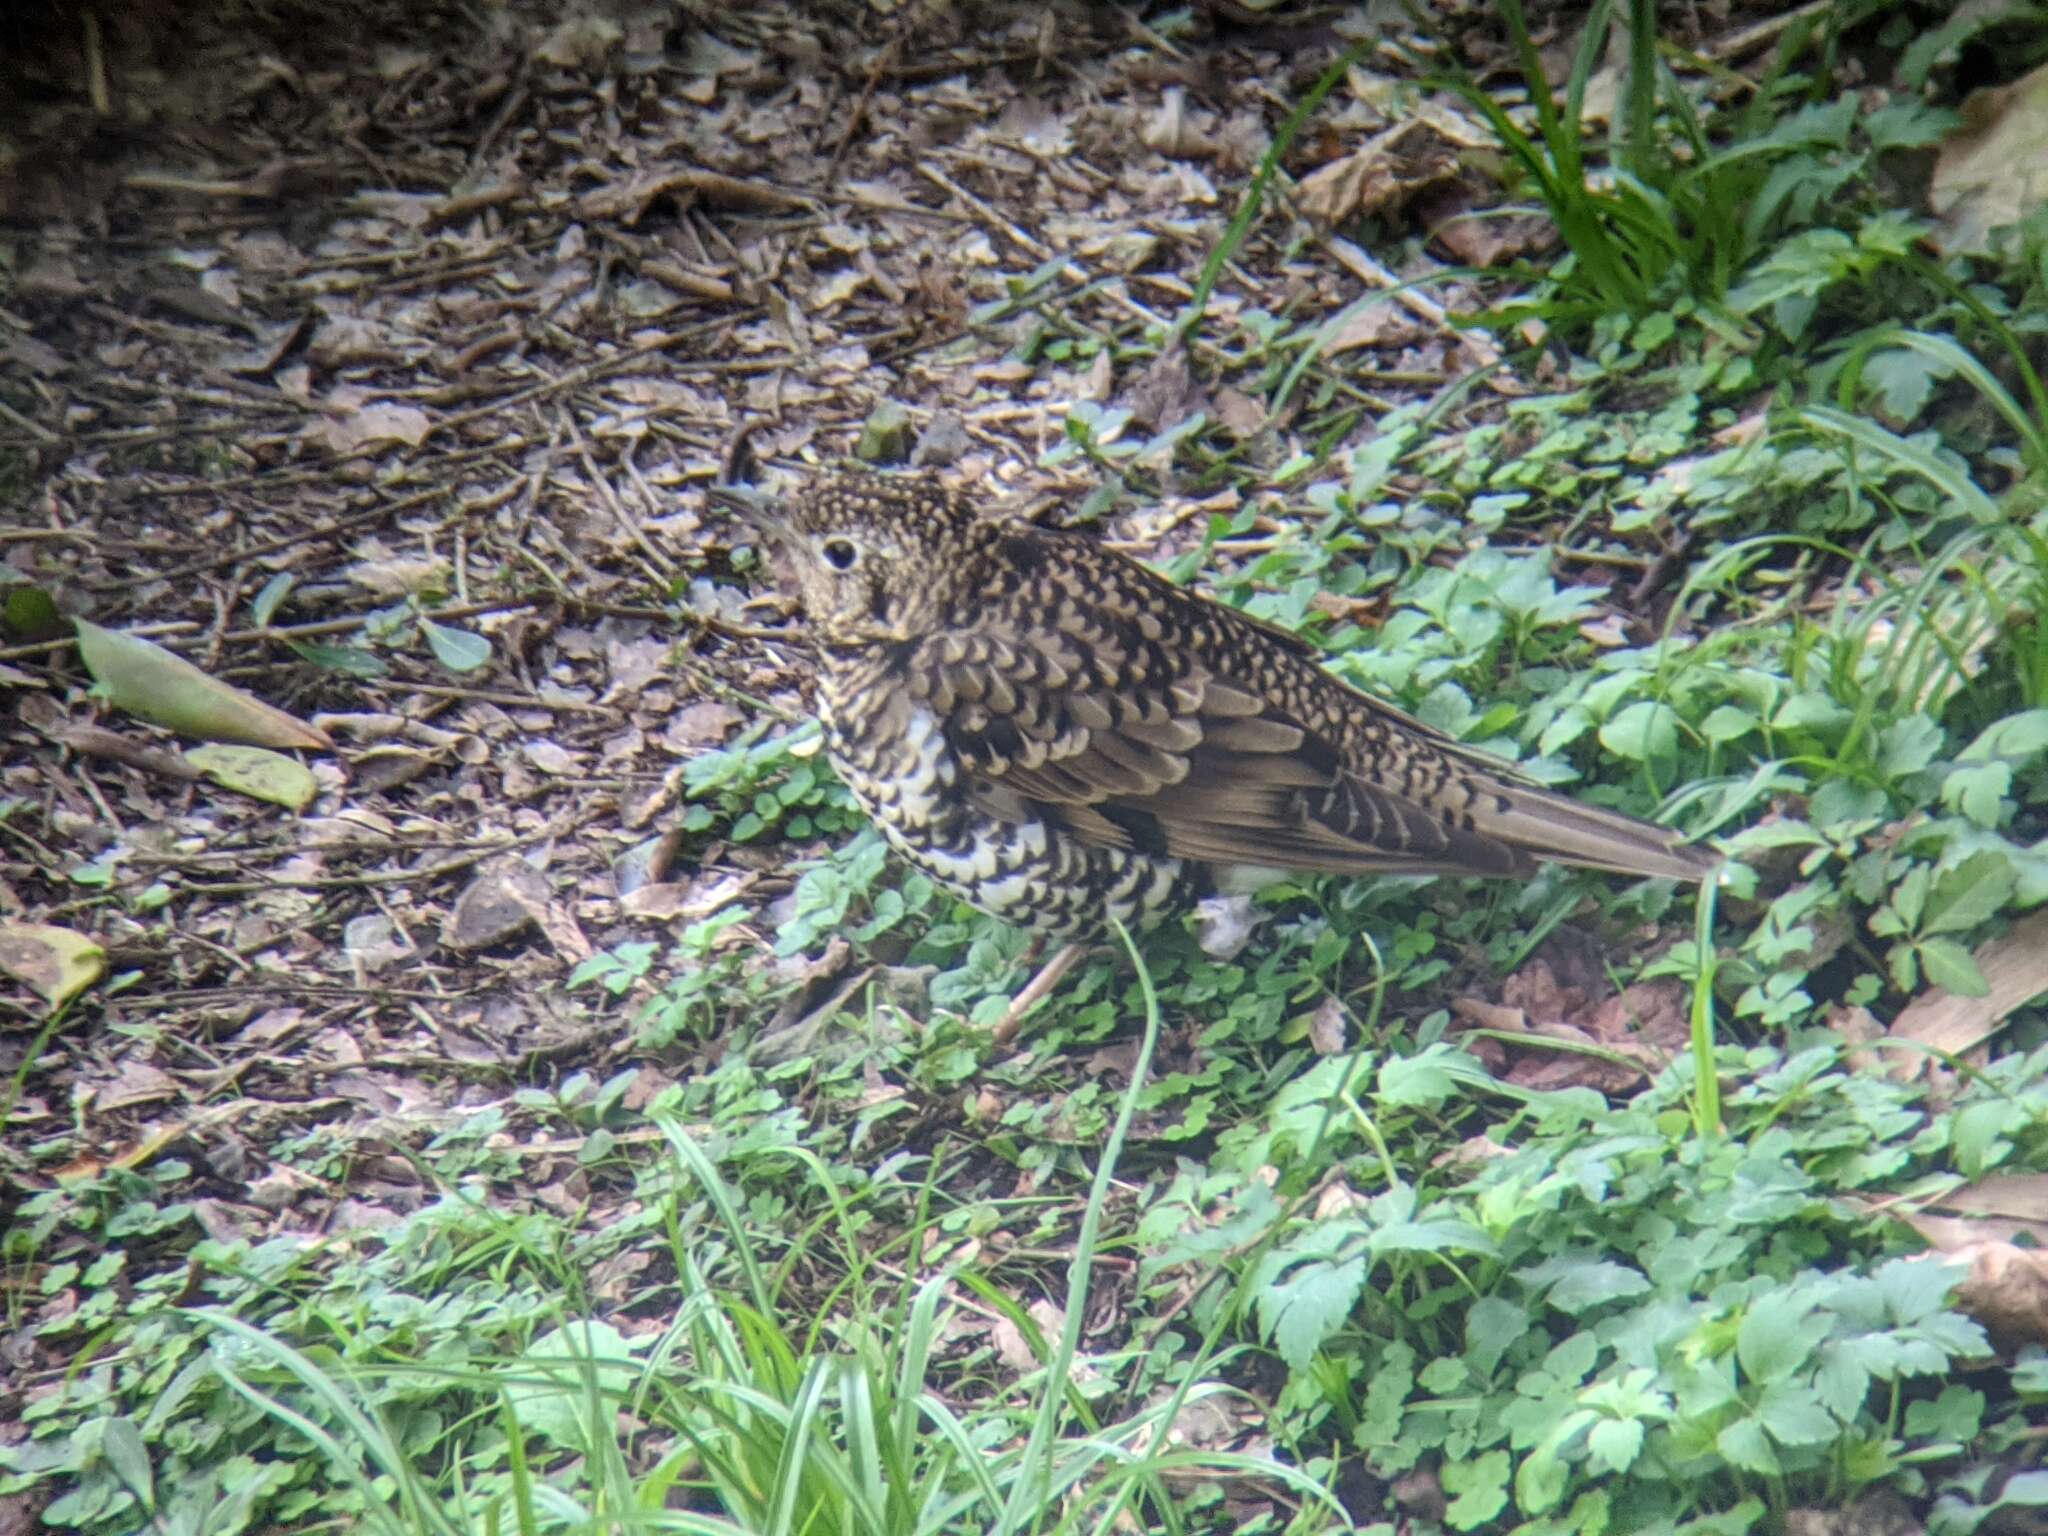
[713,471,981,646]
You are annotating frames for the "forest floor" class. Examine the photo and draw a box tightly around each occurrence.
[8,2,2048,1534]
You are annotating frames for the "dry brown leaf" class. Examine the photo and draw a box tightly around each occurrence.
[575,167,805,225]
[1932,1172,2048,1222]
[1297,132,1451,227]
[664,700,745,751]
[1930,59,2048,256]
[300,811,398,848]
[1941,1240,2048,1351]
[1827,1003,1885,1075]
[345,555,451,596]
[533,15,621,69]
[1142,86,1215,159]
[620,871,755,922]
[1452,996,1525,1032]
[1314,1180,1369,1219]
[1212,385,1266,439]
[1886,910,2048,1079]
[535,897,592,963]
[53,1120,190,1180]
[1079,348,1114,403]
[1902,1210,2044,1251]
[90,1060,181,1113]
[232,1007,307,1046]
[992,1313,1039,1372]
[1894,1172,2048,1252]
[1578,614,1630,649]
[523,740,579,775]
[1584,981,1690,1053]
[344,915,418,976]
[613,830,682,894]
[1194,892,1258,959]
[443,860,551,950]
[308,398,432,454]
[1425,198,1555,268]
[1306,995,1348,1056]
[1084,1039,1142,1081]
[306,317,397,367]
[1453,964,1683,1095]
[1323,300,1422,354]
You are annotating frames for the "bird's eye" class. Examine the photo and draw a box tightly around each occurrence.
[821,538,859,571]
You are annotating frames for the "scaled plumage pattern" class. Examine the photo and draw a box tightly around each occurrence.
[720,470,1716,937]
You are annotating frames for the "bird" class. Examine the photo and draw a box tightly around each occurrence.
[712,469,1717,943]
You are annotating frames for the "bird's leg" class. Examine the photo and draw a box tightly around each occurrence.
[991,939,1090,1047]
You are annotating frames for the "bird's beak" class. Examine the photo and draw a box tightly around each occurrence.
[706,483,795,545]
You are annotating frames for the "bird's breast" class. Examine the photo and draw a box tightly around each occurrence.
[817,666,959,836]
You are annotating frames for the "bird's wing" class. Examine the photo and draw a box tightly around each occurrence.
[905,617,1542,880]
[905,547,1713,882]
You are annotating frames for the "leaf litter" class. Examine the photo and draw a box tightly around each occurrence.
[1,0,1530,1466]
[7,0,2042,1523]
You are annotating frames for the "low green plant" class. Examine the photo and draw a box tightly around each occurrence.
[6,947,1355,1536]
[243,572,495,678]
[1424,0,1957,347]
[682,720,861,846]
[1142,1036,2036,1530]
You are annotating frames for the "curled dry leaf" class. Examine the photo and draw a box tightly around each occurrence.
[74,620,333,750]
[1452,996,1526,1032]
[537,904,593,967]
[1314,1180,1370,1219]
[1142,86,1215,159]
[612,830,682,895]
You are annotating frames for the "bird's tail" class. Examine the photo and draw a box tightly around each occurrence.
[1475,777,1718,882]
